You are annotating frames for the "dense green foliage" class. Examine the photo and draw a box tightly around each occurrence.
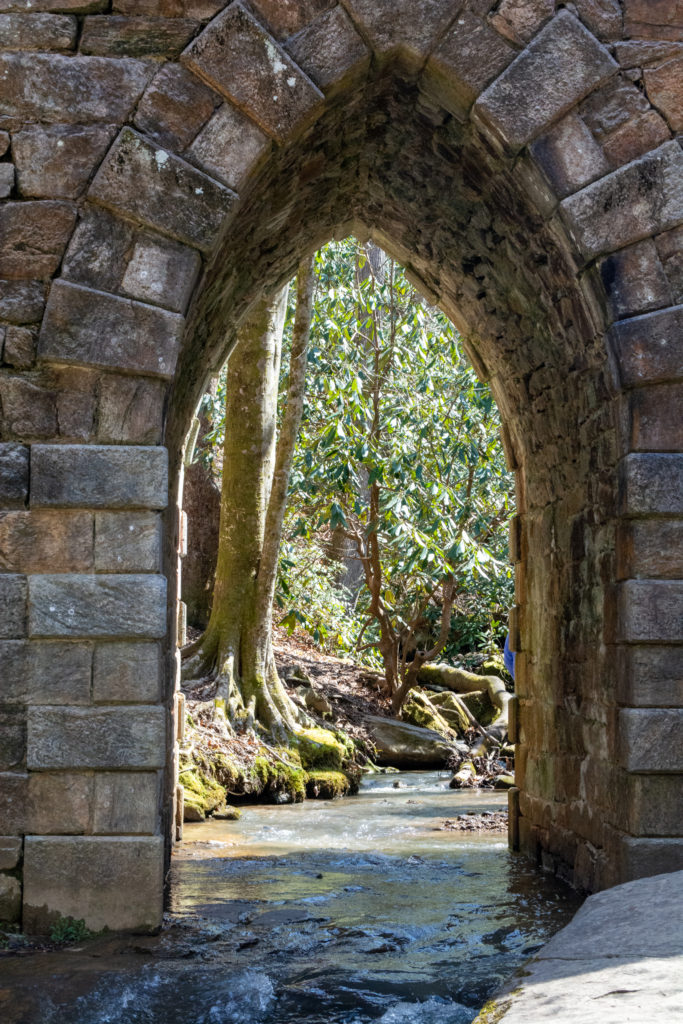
[200,238,514,674]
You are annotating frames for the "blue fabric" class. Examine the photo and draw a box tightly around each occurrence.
[503,631,515,681]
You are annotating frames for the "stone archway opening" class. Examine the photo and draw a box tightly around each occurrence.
[2,1,681,935]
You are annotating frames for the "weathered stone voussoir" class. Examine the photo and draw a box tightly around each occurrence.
[39,280,184,377]
[473,10,617,151]
[181,3,323,142]
[88,127,235,252]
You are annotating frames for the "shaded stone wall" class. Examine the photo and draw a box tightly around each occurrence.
[0,0,681,931]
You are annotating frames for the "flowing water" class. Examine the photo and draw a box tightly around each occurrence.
[0,772,582,1024]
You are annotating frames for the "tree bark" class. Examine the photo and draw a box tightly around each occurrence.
[183,260,316,740]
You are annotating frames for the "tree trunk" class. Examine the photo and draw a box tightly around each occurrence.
[183,259,316,740]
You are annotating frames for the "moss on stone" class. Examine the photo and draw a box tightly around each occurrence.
[252,755,307,803]
[306,770,354,799]
[460,689,498,727]
[295,727,347,770]
[402,689,459,739]
[179,759,226,820]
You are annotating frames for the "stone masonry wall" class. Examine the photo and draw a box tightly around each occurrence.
[0,0,681,931]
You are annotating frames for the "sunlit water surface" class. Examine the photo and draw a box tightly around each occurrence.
[0,772,582,1024]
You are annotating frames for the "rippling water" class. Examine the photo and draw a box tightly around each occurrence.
[0,772,582,1024]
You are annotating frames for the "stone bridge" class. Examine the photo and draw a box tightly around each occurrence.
[0,0,681,932]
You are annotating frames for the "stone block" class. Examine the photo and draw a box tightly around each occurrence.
[12,125,115,200]
[656,226,683,303]
[28,573,167,639]
[571,0,622,42]
[0,772,27,834]
[0,375,58,440]
[628,775,683,836]
[601,109,670,171]
[0,162,14,197]
[488,0,554,46]
[580,76,653,143]
[0,837,21,869]
[0,12,77,50]
[619,453,683,517]
[26,771,92,834]
[80,15,199,57]
[620,708,683,772]
[186,100,270,191]
[95,512,162,572]
[0,511,93,573]
[23,835,164,932]
[0,574,26,638]
[0,54,151,125]
[0,280,46,323]
[2,325,35,368]
[285,6,370,91]
[93,641,162,703]
[39,280,184,379]
[181,3,323,142]
[96,375,166,445]
[0,872,21,924]
[134,62,219,152]
[425,11,518,119]
[51,366,97,442]
[0,640,26,701]
[28,641,93,705]
[344,0,456,67]
[599,240,673,319]
[62,206,201,315]
[561,142,683,260]
[473,10,617,150]
[120,234,201,314]
[27,706,166,769]
[610,306,683,387]
[616,646,683,708]
[530,113,610,199]
[93,771,159,833]
[61,206,136,295]
[617,520,683,580]
[0,201,76,279]
[644,57,683,132]
[0,443,28,507]
[613,40,683,70]
[113,0,223,15]
[628,383,683,451]
[247,0,335,40]
[617,580,683,644]
[619,837,683,881]
[0,1,107,10]
[0,130,8,155]
[30,444,168,509]
[2,636,91,706]
[0,707,25,770]
[89,127,234,252]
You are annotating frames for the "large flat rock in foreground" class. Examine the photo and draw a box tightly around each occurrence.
[363,713,459,767]
[475,870,683,1023]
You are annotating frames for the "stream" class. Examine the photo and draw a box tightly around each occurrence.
[0,771,582,1024]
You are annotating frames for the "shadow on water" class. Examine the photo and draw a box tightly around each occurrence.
[0,772,582,1024]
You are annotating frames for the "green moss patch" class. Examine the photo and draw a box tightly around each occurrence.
[180,760,227,821]
[295,727,348,770]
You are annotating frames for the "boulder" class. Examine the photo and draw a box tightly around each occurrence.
[363,714,462,768]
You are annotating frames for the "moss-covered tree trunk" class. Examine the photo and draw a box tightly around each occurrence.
[183,259,316,739]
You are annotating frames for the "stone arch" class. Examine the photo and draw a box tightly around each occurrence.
[0,1,681,932]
